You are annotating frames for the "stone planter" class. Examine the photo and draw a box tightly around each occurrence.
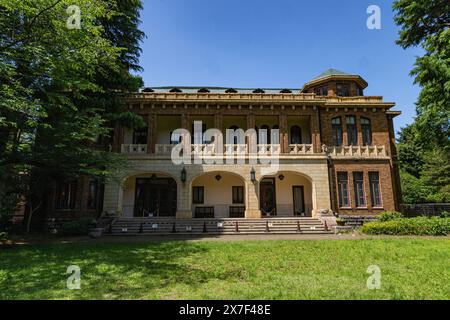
[88,228,104,239]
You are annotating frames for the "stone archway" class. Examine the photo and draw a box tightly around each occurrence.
[190,171,246,218]
[259,171,314,217]
[122,173,178,218]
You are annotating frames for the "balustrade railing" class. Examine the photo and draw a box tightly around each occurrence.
[328,145,386,157]
[121,144,148,154]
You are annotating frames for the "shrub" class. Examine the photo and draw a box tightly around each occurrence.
[362,217,450,236]
[441,211,450,218]
[62,218,96,236]
[378,211,403,222]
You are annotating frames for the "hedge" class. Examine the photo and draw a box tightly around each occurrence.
[62,218,96,236]
[362,217,450,236]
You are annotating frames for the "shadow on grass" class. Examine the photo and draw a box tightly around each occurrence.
[0,241,224,299]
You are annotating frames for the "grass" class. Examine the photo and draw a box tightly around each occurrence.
[0,238,449,300]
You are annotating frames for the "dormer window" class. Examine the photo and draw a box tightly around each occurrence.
[142,88,154,93]
[253,89,265,94]
[198,88,210,93]
[225,88,238,93]
[336,83,350,97]
[170,88,183,93]
[314,85,328,96]
[280,89,292,94]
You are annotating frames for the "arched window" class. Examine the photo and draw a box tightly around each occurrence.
[290,126,302,144]
[142,88,154,93]
[197,88,210,93]
[225,88,238,93]
[169,88,182,93]
[253,89,265,94]
[361,117,372,146]
[280,89,292,94]
[332,117,343,146]
[346,116,358,146]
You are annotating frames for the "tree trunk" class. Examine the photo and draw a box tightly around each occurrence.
[26,200,42,234]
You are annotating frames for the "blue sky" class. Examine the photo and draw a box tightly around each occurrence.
[138,0,423,133]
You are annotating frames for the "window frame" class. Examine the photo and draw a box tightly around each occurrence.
[353,172,366,208]
[337,172,350,208]
[133,127,148,145]
[55,181,77,210]
[369,172,382,208]
[346,116,358,146]
[192,186,205,204]
[361,117,372,146]
[87,180,99,210]
[336,83,351,97]
[232,186,245,204]
[331,117,343,146]
[290,125,303,145]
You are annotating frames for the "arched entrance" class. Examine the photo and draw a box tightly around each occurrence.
[122,173,177,218]
[191,171,246,218]
[259,172,314,217]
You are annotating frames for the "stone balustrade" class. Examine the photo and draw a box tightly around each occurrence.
[327,145,387,157]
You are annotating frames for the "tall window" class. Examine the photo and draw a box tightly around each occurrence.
[346,116,358,146]
[361,117,372,146]
[369,172,382,207]
[260,125,270,144]
[290,126,302,144]
[232,186,244,204]
[55,181,77,210]
[133,127,148,145]
[87,180,98,209]
[337,172,350,207]
[353,172,366,207]
[192,123,207,144]
[332,117,343,146]
[193,187,204,204]
[314,85,328,96]
[336,83,350,97]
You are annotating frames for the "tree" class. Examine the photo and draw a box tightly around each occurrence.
[0,0,145,232]
[393,0,450,203]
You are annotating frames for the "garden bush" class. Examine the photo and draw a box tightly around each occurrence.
[61,218,96,236]
[378,211,403,222]
[362,217,450,236]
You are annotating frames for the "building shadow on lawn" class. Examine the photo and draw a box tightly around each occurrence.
[0,241,226,299]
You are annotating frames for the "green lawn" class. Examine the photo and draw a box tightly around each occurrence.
[0,238,449,300]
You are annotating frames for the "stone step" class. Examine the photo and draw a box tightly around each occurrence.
[107,218,331,236]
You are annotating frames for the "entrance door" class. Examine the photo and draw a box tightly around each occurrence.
[293,186,306,216]
[260,178,276,216]
[134,178,177,217]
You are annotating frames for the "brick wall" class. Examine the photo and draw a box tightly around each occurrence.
[331,160,396,215]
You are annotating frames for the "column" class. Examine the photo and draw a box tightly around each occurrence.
[176,172,193,219]
[147,113,156,154]
[103,180,123,216]
[279,113,288,154]
[311,108,322,153]
[245,180,262,218]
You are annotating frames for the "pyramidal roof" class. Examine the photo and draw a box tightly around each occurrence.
[312,68,352,81]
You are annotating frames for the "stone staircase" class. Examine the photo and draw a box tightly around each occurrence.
[105,217,332,236]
